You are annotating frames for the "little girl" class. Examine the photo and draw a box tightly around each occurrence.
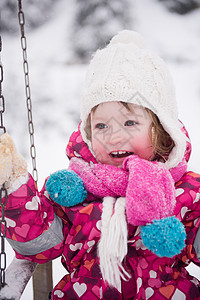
[0,30,200,299]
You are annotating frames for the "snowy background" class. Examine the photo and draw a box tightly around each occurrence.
[1,0,200,298]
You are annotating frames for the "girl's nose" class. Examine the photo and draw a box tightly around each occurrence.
[107,127,125,146]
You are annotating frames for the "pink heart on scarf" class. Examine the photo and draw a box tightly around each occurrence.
[15,224,30,238]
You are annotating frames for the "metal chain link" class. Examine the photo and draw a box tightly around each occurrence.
[17,0,38,185]
[0,35,7,288]
[0,37,6,136]
[17,6,53,299]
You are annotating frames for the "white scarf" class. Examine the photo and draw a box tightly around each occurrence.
[98,196,131,292]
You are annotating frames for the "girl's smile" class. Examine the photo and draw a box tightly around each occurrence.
[91,102,154,167]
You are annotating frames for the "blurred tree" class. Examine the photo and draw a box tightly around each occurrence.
[0,0,59,33]
[158,0,200,14]
[70,0,132,63]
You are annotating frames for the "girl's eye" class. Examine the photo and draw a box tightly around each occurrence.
[95,123,107,129]
[124,120,137,126]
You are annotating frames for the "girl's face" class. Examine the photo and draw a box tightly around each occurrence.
[91,102,154,167]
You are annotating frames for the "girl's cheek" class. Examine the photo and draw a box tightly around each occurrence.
[93,148,107,164]
[92,140,104,159]
[130,135,153,158]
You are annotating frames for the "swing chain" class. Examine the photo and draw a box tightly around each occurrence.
[0,37,6,136]
[0,186,7,288]
[17,0,38,185]
[0,35,7,288]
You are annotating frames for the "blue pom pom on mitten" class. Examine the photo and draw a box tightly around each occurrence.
[45,169,87,207]
[141,216,186,258]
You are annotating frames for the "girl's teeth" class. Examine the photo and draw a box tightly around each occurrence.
[110,151,134,158]
[111,151,126,155]
[112,151,118,155]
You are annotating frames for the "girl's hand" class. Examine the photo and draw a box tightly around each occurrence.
[141,216,186,258]
[0,133,28,189]
[122,155,176,226]
[45,169,87,207]
[123,155,186,258]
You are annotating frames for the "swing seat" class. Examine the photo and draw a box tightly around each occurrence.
[0,257,37,300]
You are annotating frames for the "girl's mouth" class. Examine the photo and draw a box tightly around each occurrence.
[110,151,134,158]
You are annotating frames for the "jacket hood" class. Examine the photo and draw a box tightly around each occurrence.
[66,123,98,164]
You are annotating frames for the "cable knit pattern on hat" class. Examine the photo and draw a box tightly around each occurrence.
[80,30,186,169]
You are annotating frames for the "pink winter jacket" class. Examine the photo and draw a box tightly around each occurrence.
[1,123,200,299]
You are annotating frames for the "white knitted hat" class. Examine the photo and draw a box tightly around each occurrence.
[80,30,186,169]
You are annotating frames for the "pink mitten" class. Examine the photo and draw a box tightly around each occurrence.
[122,155,176,226]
